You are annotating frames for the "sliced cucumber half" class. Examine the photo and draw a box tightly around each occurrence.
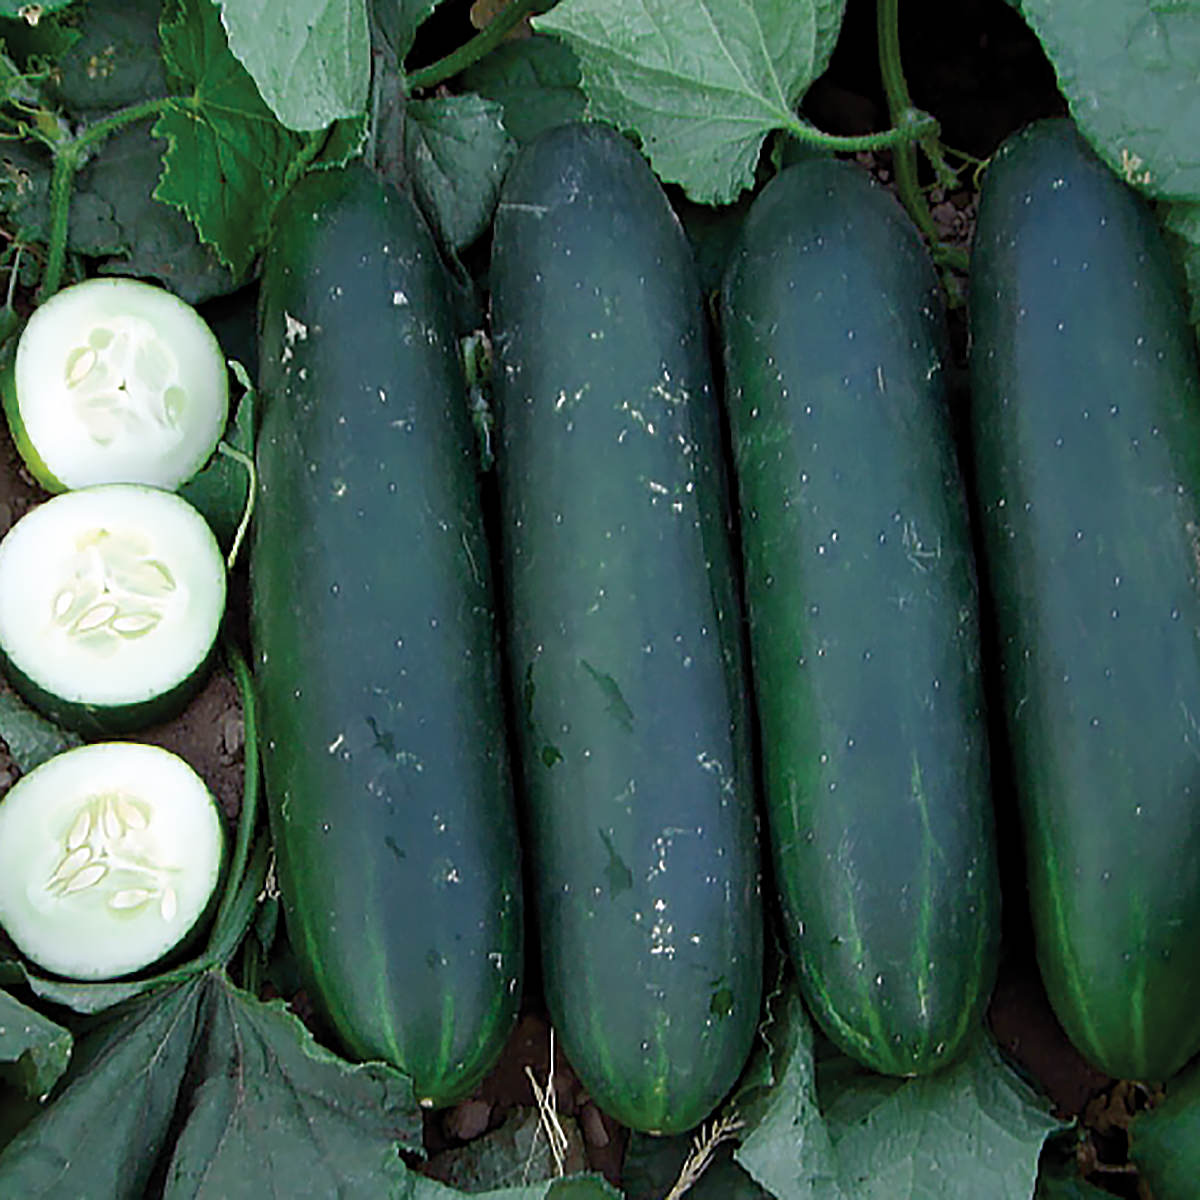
[0,484,226,733]
[0,741,224,979]
[5,277,229,491]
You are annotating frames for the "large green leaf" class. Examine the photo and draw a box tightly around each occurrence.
[90,119,239,300]
[154,0,307,279]
[0,981,202,1196]
[213,0,370,131]
[161,974,422,1197]
[535,0,830,203]
[0,119,238,302]
[733,986,1063,1199]
[818,1037,1063,1199]
[162,975,620,1199]
[0,989,71,1099]
[1018,0,1200,200]
[734,990,841,1199]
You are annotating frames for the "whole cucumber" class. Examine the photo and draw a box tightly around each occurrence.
[253,164,522,1105]
[490,122,762,1134]
[969,118,1200,1081]
[722,155,1001,1076]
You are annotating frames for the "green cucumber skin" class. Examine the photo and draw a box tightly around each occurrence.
[0,644,215,736]
[252,165,522,1105]
[969,119,1200,1081]
[721,158,1000,1076]
[491,123,762,1134]
[1,360,64,492]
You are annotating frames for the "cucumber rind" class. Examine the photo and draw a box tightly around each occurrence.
[490,122,763,1134]
[721,156,1001,1077]
[0,483,226,734]
[253,164,523,1108]
[0,741,224,980]
[6,277,229,492]
[968,118,1200,1082]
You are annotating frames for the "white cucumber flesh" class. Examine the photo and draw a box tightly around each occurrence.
[0,484,226,729]
[0,741,224,979]
[8,277,229,491]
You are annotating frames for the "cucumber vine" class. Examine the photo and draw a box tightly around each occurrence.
[875,0,986,283]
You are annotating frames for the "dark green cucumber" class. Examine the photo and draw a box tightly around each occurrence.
[721,157,1000,1076]
[252,164,522,1106]
[490,123,762,1134]
[969,118,1200,1082]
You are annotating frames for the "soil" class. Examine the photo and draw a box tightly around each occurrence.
[0,0,1178,1196]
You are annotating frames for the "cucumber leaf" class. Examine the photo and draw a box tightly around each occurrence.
[811,0,846,80]
[160,974,616,1199]
[0,960,621,1197]
[1017,0,1200,201]
[47,0,168,115]
[88,120,239,300]
[732,986,1063,1199]
[0,118,239,302]
[212,0,370,132]
[0,988,71,1099]
[160,973,422,1197]
[405,94,516,251]
[0,980,202,1196]
[458,36,585,146]
[426,1107,587,1191]
[153,0,307,280]
[816,1036,1064,1199]
[0,8,79,65]
[546,1182,623,1200]
[0,955,200,1015]
[535,0,836,203]
[0,689,81,774]
[734,989,841,1198]
[624,1131,770,1200]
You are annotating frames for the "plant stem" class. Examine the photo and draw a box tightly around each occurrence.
[407,0,543,92]
[279,127,329,200]
[38,96,175,302]
[218,441,257,571]
[876,0,935,238]
[206,635,261,960]
[205,836,271,968]
[876,0,969,275]
[784,108,939,156]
